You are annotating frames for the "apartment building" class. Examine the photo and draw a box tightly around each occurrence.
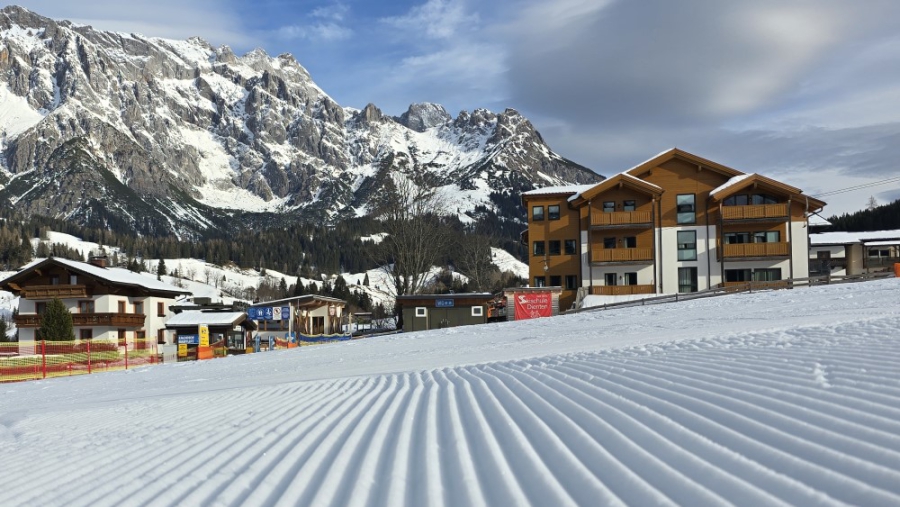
[522,148,826,310]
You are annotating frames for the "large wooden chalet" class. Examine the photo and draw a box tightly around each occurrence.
[522,148,827,310]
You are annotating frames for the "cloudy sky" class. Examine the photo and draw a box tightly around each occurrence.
[14,0,900,216]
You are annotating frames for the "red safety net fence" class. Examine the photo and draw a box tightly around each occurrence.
[0,339,159,383]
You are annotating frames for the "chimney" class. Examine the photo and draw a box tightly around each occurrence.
[89,256,108,268]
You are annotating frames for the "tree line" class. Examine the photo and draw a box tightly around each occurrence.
[826,198,900,232]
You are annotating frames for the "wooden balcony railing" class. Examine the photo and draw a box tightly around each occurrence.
[15,313,146,328]
[723,242,790,258]
[591,248,654,263]
[721,281,789,291]
[591,210,653,227]
[21,284,88,300]
[721,204,788,220]
[591,285,656,296]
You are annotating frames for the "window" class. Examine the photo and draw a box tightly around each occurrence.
[753,268,782,282]
[817,251,831,260]
[157,329,165,345]
[603,237,616,249]
[548,205,560,220]
[550,275,561,287]
[676,194,696,224]
[623,200,636,211]
[415,307,427,318]
[564,239,577,255]
[548,240,561,256]
[78,301,95,313]
[157,302,165,317]
[80,329,93,340]
[533,276,546,287]
[532,206,544,221]
[604,273,617,286]
[118,301,126,313]
[70,275,78,285]
[36,302,47,315]
[471,306,484,317]
[677,231,697,261]
[678,267,698,293]
[724,232,750,244]
[565,275,578,290]
[136,330,146,339]
[725,269,752,282]
[752,194,777,205]
[623,236,636,248]
[624,272,638,285]
[723,194,749,206]
[50,275,60,286]
[118,329,127,340]
[753,231,780,243]
[533,241,545,256]
[603,201,615,213]
[134,302,144,315]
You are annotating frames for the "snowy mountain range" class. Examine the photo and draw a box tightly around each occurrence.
[0,6,603,238]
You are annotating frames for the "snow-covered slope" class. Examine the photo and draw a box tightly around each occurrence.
[1,278,898,505]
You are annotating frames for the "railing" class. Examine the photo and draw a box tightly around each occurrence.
[866,257,900,268]
[21,284,89,299]
[591,248,654,263]
[721,203,788,220]
[591,210,652,227]
[14,313,147,328]
[592,285,656,296]
[568,271,894,314]
[723,242,789,258]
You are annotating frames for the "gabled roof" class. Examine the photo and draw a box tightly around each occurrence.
[0,257,189,296]
[625,148,744,178]
[709,173,826,211]
[568,172,663,207]
[521,184,596,206]
[250,294,347,308]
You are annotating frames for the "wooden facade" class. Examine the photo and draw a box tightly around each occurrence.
[522,148,825,307]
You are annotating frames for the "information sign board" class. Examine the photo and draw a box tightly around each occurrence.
[178,343,187,357]
[513,292,553,320]
[177,334,199,345]
[435,299,455,308]
[199,325,210,347]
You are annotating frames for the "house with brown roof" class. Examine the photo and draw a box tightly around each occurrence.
[522,148,826,309]
[0,256,188,353]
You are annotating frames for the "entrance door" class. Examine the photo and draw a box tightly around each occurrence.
[678,267,698,293]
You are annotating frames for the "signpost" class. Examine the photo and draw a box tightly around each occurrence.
[199,325,210,347]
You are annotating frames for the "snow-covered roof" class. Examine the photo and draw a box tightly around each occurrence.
[8,257,188,295]
[166,311,246,327]
[566,172,662,202]
[865,240,900,247]
[808,214,831,227]
[810,229,900,245]
[710,173,754,198]
[522,184,595,197]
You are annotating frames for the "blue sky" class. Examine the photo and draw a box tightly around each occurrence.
[13,0,900,215]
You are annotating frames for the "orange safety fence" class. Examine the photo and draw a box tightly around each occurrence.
[0,339,159,383]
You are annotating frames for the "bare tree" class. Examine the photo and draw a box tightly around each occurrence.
[867,196,879,210]
[454,233,499,292]
[369,177,454,329]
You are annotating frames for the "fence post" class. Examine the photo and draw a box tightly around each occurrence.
[41,340,46,379]
[87,339,91,374]
[125,340,129,370]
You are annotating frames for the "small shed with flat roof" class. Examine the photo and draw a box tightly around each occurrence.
[397,293,494,332]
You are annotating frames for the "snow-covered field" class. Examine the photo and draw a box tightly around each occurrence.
[1,279,899,506]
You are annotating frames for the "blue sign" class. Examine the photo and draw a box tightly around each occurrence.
[435,299,455,308]
[178,334,199,345]
[248,306,292,321]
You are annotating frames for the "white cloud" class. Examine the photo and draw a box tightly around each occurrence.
[275,23,352,43]
[382,0,478,40]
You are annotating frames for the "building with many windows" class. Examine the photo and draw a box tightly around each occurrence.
[0,256,188,352]
[522,148,826,310]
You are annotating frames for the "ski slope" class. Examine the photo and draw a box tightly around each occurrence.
[1,279,899,506]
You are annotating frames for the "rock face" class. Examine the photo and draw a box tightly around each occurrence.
[0,6,604,238]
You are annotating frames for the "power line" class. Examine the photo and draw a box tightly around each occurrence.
[812,175,900,198]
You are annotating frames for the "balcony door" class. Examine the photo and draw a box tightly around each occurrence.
[678,267,698,293]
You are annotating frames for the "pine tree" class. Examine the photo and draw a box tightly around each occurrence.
[157,258,167,280]
[39,298,75,341]
[363,273,369,286]
[0,314,8,341]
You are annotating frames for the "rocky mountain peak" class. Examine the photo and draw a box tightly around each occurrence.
[397,103,451,132]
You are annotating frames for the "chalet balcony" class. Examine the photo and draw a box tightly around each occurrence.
[591,210,653,228]
[721,204,788,221]
[14,313,146,328]
[591,284,656,296]
[720,281,790,291]
[591,248,654,263]
[722,242,790,259]
[21,284,89,300]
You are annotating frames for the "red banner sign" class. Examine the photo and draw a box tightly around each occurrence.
[514,292,553,320]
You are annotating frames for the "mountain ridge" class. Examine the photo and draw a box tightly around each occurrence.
[0,5,604,238]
